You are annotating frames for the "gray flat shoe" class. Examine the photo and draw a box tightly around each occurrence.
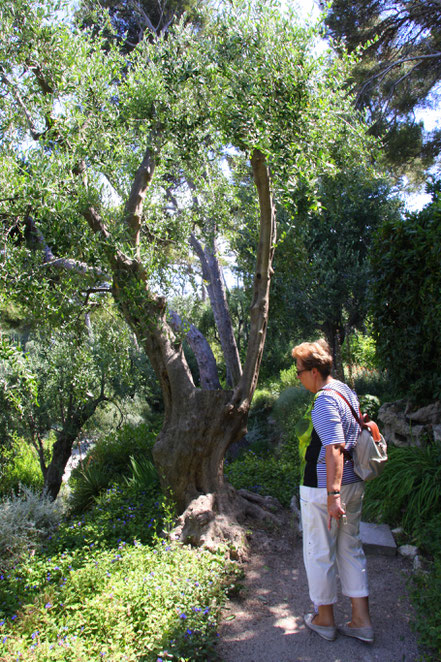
[338,623,374,643]
[304,613,337,641]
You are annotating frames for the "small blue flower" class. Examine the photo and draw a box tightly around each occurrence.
[179,613,187,619]
[45,603,52,609]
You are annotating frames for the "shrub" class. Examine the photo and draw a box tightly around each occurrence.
[0,435,44,496]
[414,511,441,559]
[278,364,299,391]
[225,450,298,507]
[342,329,377,370]
[272,386,312,425]
[251,388,276,413]
[123,455,160,493]
[69,422,158,512]
[358,394,381,420]
[371,185,441,403]
[363,443,441,533]
[353,367,397,401]
[0,486,64,570]
[84,393,154,433]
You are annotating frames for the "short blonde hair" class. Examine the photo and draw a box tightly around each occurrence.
[291,339,333,377]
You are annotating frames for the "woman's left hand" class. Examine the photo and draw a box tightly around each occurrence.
[327,495,346,530]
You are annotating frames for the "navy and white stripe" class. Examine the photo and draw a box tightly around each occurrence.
[311,379,362,488]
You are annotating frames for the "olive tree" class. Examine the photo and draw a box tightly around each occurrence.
[0,0,374,549]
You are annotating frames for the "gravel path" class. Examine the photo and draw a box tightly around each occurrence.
[218,511,422,662]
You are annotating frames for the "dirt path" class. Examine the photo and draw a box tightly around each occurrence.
[218,511,421,662]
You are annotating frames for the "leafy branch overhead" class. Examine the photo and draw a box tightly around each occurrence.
[322,0,441,179]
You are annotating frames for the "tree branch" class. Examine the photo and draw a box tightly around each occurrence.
[168,310,221,390]
[26,215,107,278]
[0,68,42,140]
[232,149,276,409]
[123,147,155,254]
[357,52,441,103]
[190,232,242,386]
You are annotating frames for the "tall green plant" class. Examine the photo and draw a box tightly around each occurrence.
[371,180,441,403]
[363,443,441,532]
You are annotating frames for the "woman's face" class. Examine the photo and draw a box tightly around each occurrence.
[296,359,314,392]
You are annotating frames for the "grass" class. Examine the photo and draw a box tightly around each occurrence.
[363,443,441,533]
[0,483,239,662]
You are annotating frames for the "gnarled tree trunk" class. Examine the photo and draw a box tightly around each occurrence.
[84,148,277,555]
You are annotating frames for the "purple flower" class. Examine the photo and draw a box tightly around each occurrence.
[179,613,187,619]
[45,603,52,609]
[2,636,7,643]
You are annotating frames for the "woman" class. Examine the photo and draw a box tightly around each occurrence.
[292,339,373,643]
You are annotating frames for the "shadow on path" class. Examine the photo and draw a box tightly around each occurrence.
[218,512,420,662]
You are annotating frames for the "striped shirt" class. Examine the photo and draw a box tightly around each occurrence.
[310,379,362,488]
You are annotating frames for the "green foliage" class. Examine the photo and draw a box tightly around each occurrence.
[353,367,396,401]
[410,558,441,661]
[363,444,441,533]
[324,0,441,180]
[0,435,44,496]
[343,328,378,370]
[226,385,310,505]
[69,423,158,512]
[272,386,312,424]
[0,335,38,415]
[123,455,159,493]
[371,182,441,403]
[225,450,298,508]
[251,388,276,413]
[358,394,381,420]
[0,483,238,662]
[278,364,300,391]
[252,171,399,378]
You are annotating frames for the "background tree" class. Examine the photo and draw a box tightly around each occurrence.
[370,177,441,403]
[232,169,400,380]
[1,0,374,548]
[322,0,441,181]
[286,170,401,377]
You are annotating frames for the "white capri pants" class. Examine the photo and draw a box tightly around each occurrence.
[300,481,368,606]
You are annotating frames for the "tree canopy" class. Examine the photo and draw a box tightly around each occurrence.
[322,0,441,180]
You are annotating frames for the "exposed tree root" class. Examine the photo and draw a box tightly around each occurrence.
[170,485,285,560]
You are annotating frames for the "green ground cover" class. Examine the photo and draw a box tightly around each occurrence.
[0,484,239,662]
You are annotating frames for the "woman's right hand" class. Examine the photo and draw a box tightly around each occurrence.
[327,495,346,530]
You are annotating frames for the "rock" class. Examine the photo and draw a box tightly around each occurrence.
[413,555,423,571]
[398,544,418,559]
[360,522,397,556]
[407,401,441,424]
[391,527,404,536]
[378,399,441,447]
[433,424,441,443]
